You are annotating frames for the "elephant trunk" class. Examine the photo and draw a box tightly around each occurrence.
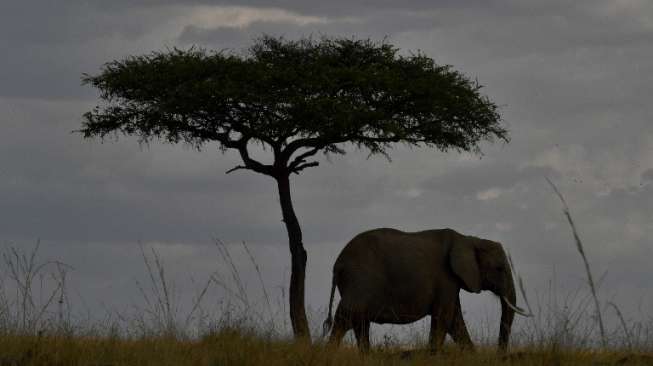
[498,273,516,352]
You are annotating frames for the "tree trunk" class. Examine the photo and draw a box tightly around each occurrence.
[275,173,311,340]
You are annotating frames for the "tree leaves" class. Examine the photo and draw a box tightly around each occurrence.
[81,35,508,176]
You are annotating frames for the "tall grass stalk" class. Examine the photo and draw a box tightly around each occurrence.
[1,241,73,335]
[608,301,633,349]
[210,238,279,334]
[241,241,273,319]
[135,243,213,338]
[546,177,606,347]
[212,239,248,308]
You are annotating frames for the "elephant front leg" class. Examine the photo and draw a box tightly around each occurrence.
[449,296,475,351]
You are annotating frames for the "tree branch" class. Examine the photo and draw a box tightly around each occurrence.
[282,133,415,163]
[212,132,278,176]
[287,147,321,171]
[290,161,320,174]
[235,137,275,176]
[282,137,348,162]
[225,165,248,174]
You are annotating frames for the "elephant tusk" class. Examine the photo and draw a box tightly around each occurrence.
[502,296,533,317]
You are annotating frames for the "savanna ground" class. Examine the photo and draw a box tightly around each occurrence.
[0,237,652,366]
[1,329,653,366]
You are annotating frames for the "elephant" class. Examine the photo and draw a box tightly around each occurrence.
[322,227,531,353]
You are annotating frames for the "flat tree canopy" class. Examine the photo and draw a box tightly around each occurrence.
[81,36,508,339]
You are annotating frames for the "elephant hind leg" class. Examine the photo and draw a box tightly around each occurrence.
[327,303,352,347]
[429,297,456,354]
[353,318,371,352]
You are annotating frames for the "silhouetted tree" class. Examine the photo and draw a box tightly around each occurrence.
[80,36,508,340]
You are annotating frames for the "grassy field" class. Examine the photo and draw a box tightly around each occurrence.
[1,210,652,365]
[1,329,652,366]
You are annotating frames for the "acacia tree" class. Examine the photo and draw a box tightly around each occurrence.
[80,36,508,340]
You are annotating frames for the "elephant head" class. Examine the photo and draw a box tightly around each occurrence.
[450,237,531,351]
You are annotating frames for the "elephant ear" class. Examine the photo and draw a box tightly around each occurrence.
[449,238,482,293]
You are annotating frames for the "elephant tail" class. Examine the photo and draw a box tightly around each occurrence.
[322,272,337,338]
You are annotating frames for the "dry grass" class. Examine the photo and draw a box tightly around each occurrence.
[0,330,652,366]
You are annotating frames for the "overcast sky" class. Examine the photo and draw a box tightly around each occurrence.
[1,0,652,342]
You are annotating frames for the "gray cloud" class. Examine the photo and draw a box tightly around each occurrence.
[177,10,449,47]
[421,163,559,198]
[642,169,653,184]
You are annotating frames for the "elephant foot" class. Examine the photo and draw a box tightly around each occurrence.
[500,351,528,362]
[458,343,476,353]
